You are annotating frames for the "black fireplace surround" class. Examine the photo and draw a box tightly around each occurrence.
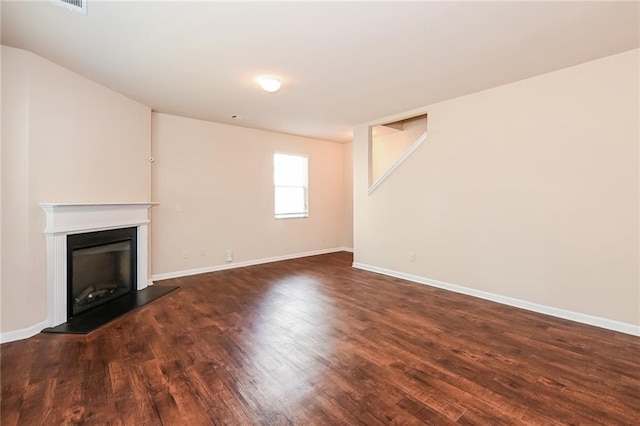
[67,227,137,319]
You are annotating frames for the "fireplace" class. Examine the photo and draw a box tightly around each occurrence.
[67,227,137,318]
[41,202,156,328]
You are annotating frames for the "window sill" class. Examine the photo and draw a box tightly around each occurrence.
[275,214,308,220]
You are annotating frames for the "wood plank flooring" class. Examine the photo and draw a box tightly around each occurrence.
[2,252,639,424]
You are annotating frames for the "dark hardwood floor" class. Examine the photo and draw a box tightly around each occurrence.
[2,252,639,425]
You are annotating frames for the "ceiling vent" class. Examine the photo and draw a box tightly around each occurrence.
[52,0,87,15]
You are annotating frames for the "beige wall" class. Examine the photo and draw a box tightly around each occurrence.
[1,47,31,333]
[151,113,351,276]
[354,49,640,327]
[343,142,354,248]
[1,46,152,333]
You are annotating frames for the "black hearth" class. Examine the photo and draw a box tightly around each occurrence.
[67,227,137,319]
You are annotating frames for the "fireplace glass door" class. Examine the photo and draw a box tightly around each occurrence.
[67,227,137,318]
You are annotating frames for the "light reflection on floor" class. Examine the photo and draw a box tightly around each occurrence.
[243,276,334,413]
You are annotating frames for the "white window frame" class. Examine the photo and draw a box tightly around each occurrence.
[274,152,309,219]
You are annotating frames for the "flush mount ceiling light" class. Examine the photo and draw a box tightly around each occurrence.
[258,76,282,93]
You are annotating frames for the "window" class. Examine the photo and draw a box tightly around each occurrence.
[274,152,308,219]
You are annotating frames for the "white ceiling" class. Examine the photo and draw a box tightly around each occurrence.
[2,1,638,143]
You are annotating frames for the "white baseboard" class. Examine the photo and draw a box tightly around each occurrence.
[152,247,352,281]
[0,320,49,344]
[352,262,640,337]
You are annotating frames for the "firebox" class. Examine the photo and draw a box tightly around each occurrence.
[67,227,137,318]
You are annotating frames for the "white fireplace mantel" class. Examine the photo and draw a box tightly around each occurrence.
[41,202,158,327]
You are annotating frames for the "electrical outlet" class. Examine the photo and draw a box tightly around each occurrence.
[226,250,233,262]
[409,252,416,263]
